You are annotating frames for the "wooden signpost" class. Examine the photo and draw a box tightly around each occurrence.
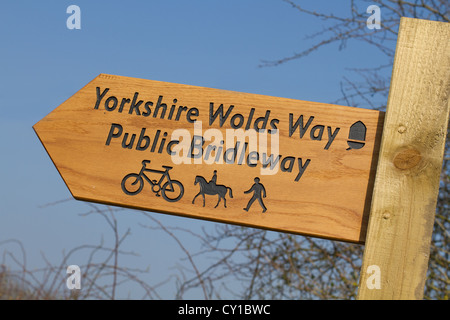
[34,17,448,299]
[357,18,449,299]
[34,74,383,244]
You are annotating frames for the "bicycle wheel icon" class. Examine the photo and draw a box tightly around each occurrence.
[121,173,144,195]
[161,180,184,202]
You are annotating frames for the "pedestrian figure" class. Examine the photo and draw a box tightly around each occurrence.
[243,177,267,213]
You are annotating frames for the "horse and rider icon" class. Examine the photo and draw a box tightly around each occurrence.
[192,171,267,213]
[192,170,233,208]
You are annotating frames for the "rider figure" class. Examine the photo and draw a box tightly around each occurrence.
[209,170,217,188]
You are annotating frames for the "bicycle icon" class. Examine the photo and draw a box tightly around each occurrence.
[121,160,184,202]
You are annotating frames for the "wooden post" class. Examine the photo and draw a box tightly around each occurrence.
[357,18,450,299]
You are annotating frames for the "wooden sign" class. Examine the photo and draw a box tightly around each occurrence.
[34,74,384,243]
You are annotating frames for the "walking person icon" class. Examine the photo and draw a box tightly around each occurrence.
[243,177,267,213]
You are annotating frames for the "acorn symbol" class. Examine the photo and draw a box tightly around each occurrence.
[347,121,366,150]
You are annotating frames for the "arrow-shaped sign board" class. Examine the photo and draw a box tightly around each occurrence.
[34,74,384,243]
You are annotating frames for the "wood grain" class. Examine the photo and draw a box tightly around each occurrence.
[34,74,384,243]
[358,18,450,299]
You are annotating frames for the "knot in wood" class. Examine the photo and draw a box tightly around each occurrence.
[393,148,422,170]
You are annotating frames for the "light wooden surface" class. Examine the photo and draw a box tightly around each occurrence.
[358,18,450,299]
[34,74,383,243]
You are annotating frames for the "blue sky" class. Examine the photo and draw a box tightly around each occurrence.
[0,1,392,299]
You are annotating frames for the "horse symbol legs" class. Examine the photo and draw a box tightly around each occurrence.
[192,191,206,207]
[214,195,221,208]
[192,192,201,204]
[214,195,227,208]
